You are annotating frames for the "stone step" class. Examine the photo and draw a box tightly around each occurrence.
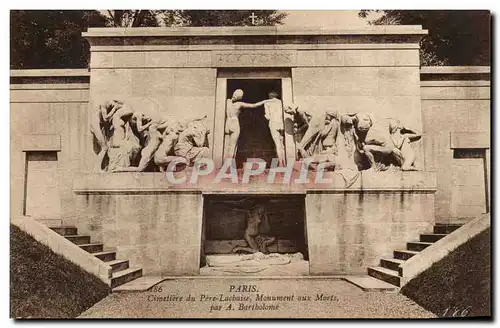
[64,235,91,245]
[380,258,405,271]
[344,276,399,293]
[393,249,419,260]
[407,241,433,252]
[434,224,462,234]
[92,251,117,262]
[112,277,164,292]
[107,259,130,273]
[420,233,447,243]
[111,268,143,289]
[368,266,401,287]
[49,226,77,236]
[79,243,104,253]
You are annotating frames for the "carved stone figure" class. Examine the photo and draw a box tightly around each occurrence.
[284,104,311,147]
[90,100,121,171]
[130,111,153,148]
[106,102,142,172]
[111,117,170,172]
[90,98,214,172]
[174,120,211,166]
[224,89,270,159]
[264,91,286,167]
[349,113,421,171]
[152,116,209,171]
[284,103,310,136]
[287,107,338,160]
[153,123,184,172]
[302,110,340,171]
[388,118,421,171]
[232,204,276,254]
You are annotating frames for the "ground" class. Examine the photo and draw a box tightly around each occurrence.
[10,225,110,319]
[80,278,435,319]
[401,228,491,318]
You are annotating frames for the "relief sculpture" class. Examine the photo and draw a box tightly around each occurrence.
[90,100,210,172]
[91,98,421,174]
[285,104,422,173]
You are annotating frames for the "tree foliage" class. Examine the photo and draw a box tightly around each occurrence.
[359,10,490,66]
[163,10,287,27]
[102,10,163,27]
[10,10,287,69]
[10,10,106,69]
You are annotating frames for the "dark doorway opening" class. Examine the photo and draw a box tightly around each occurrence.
[226,79,282,167]
[200,194,309,276]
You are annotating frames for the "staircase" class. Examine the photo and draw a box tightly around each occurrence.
[49,226,143,288]
[368,223,463,287]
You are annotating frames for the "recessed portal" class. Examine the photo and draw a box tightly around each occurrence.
[200,195,309,276]
[226,79,282,167]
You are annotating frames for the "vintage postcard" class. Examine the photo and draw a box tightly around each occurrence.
[9,9,491,319]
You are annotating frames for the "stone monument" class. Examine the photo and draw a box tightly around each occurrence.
[71,25,437,277]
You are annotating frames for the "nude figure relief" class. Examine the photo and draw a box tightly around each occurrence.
[223,89,271,160]
[264,91,286,167]
[232,204,276,254]
[345,113,422,171]
[284,104,422,173]
[90,99,210,172]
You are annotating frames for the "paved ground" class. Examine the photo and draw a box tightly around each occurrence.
[80,278,435,319]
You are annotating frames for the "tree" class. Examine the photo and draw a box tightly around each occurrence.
[10,10,107,69]
[10,10,287,69]
[163,10,287,27]
[359,10,490,66]
[102,10,162,27]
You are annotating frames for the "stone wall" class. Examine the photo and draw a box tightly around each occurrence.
[306,191,435,275]
[420,67,490,222]
[73,189,203,276]
[305,171,436,275]
[71,171,436,275]
[10,70,90,218]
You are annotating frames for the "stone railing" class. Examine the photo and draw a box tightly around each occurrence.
[399,213,490,281]
[11,216,112,285]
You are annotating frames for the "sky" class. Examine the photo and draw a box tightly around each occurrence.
[281,10,380,28]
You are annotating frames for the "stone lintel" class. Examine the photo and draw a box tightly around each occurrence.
[10,69,90,77]
[420,66,491,82]
[420,66,490,75]
[83,26,428,38]
[83,26,428,47]
[10,69,91,85]
[89,43,421,52]
[22,134,61,152]
[450,131,490,149]
[212,50,297,67]
[420,80,490,87]
[10,83,90,90]
[73,171,437,194]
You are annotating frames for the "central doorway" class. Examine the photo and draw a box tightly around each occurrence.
[212,69,295,169]
[227,79,282,168]
[200,194,310,276]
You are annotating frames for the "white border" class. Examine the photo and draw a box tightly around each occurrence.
[2,2,498,327]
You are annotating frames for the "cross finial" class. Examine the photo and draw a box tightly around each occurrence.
[249,12,257,25]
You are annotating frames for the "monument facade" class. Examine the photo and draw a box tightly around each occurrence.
[10,26,490,277]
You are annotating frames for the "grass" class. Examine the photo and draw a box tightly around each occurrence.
[10,224,110,319]
[401,227,491,318]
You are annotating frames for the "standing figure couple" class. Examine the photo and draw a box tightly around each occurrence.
[225,89,286,167]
